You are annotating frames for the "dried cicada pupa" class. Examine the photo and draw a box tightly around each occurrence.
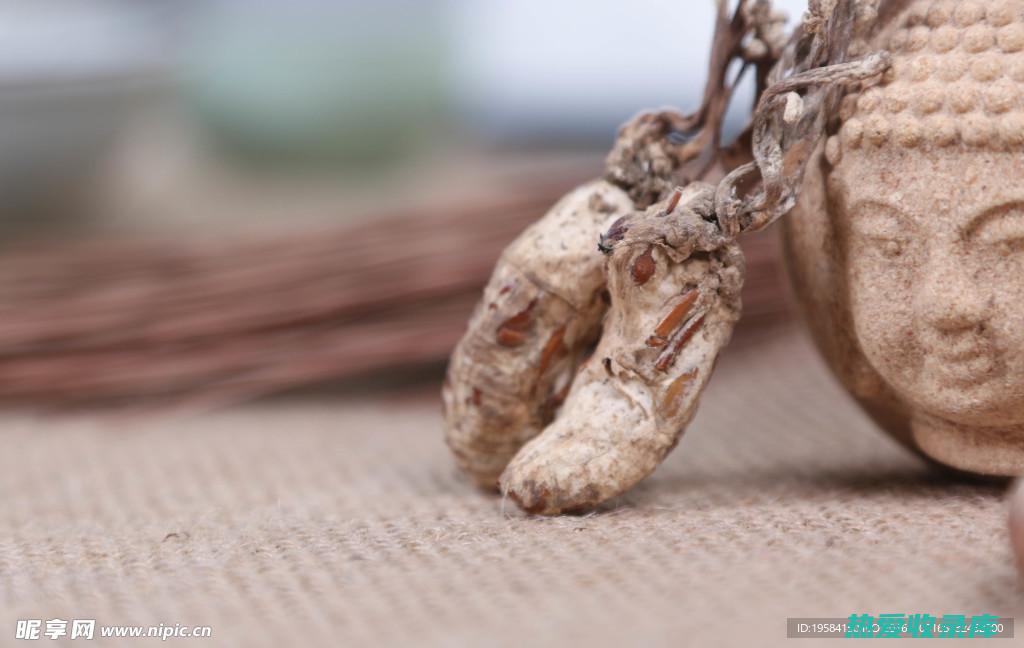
[442,180,635,488]
[500,184,744,514]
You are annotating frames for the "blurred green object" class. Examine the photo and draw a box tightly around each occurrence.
[185,1,449,166]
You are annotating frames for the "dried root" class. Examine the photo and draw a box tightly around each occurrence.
[500,185,743,514]
[442,181,634,488]
[443,0,889,514]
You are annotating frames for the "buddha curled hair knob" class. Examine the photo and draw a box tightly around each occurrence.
[827,0,1024,165]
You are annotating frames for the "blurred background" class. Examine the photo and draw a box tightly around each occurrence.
[0,0,807,409]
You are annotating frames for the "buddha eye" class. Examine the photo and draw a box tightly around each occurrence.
[859,235,911,260]
[878,238,905,258]
[849,202,914,260]
[970,203,1024,253]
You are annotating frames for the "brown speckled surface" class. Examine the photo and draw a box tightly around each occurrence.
[1,324,1021,647]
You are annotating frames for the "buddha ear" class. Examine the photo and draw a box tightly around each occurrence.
[786,139,888,401]
[820,158,883,400]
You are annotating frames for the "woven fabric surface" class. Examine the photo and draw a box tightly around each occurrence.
[2,324,1021,647]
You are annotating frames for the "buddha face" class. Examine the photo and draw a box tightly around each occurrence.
[830,150,1024,428]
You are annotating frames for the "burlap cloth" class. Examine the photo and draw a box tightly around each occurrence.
[3,324,1021,647]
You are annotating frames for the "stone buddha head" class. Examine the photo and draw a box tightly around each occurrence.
[784,0,1024,476]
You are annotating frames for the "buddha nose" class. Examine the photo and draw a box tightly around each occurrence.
[915,249,987,332]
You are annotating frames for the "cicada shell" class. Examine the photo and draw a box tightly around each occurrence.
[442,180,635,488]
[500,184,744,514]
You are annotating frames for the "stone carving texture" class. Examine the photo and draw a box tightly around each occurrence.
[785,0,1024,475]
